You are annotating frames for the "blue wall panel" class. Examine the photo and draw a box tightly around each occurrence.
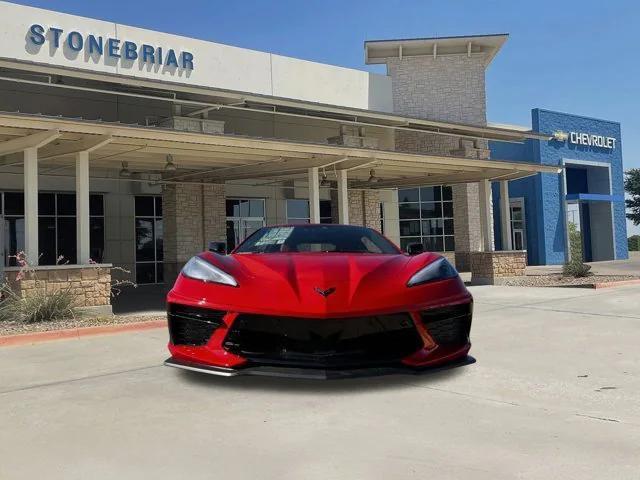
[490,108,628,265]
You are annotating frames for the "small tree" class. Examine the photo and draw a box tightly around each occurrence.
[567,221,583,262]
[625,169,640,226]
[629,235,640,252]
[563,221,592,277]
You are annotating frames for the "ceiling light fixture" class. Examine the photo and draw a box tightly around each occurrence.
[368,169,380,183]
[320,171,329,186]
[119,161,131,178]
[165,154,177,171]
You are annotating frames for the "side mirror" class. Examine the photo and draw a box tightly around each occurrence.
[406,242,424,256]
[208,241,227,255]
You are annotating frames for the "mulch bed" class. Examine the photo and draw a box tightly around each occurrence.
[499,275,640,287]
[0,314,166,337]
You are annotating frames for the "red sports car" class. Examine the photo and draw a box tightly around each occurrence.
[165,224,473,379]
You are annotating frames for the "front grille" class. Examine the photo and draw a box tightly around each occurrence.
[420,303,472,347]
[224,313,423,368]
[168,304,226,346]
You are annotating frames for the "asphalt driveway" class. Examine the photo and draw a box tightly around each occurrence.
[1,285,639,479]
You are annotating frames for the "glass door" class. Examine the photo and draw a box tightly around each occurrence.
[510,200,526,251]
[225,199,265,251]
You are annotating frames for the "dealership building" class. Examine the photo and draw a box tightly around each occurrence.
[0,2,627,312]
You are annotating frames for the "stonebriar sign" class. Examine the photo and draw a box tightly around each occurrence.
[28,23,195,70]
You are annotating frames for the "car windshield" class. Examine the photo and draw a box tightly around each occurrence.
[234,225,400,254]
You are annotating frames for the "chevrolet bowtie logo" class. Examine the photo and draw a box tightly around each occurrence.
[314,287,336,297]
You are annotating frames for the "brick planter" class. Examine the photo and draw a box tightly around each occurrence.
[470,251,527,285]
[4,264,113,315]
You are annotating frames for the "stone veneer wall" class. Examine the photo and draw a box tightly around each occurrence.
[470,251,527,285]
[385,54,491,271]
[347,190,381,230]
[4,264,112,309]
[163,182,226,284]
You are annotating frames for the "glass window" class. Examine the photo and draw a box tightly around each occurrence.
[444,236,455,251]
[399,203,421,220]
[135,196,155,217]
[90,217,105,263]
[57,193,76,216]
[286,199,310,220]
[135,218,155,262]
[420,202,442,219]
[57,217,77,264]
[4,192,24,216]
[154,196,162,217]
[420,186,441,202]
[399,220,421,237]
[226,198,266,251]
[397,185,455,252]
[38,193,55,216]
[134,196,163,284]
[2,192,105,267]
[4,217,25,266]
[286,199,333,224]
[422,219,443,236]
[38,217,56,265]
[320,200,332,221]
[90,194,104,216]
[398,188,419,203]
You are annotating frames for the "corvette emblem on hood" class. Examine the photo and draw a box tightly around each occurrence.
[314,287,336,298]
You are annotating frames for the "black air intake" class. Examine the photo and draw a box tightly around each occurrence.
[223,313,423,368]
[420,302,472,347]
[168,304,226,346]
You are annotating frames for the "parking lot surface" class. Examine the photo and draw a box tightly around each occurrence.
[1,285,639,479]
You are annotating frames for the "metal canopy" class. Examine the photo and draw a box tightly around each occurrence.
[0,61,549,144]
[0,111,560,188]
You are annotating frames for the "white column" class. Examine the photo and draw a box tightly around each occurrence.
[23,147,39,265]
[76,150,91,264]
[500,180,513,251]
[336,169,349,224]
[478,179,493,252]
[308,167,320,223]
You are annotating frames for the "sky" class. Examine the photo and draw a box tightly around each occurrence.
[11,0,640,234]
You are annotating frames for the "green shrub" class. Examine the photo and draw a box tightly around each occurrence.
[628,235,640,252]
[0,283,77,323]
[562,261,593,278]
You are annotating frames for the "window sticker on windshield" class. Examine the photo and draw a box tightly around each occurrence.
[255,227,294,246]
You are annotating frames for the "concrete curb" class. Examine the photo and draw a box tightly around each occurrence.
[0,319,167,347]
[591,279,640,289]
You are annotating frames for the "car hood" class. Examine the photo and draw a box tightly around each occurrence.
[171,252,469,317]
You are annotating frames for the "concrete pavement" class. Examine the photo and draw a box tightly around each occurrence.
[1,285,639,479]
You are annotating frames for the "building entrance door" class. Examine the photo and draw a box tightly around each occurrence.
[225,199,265,251]
[510,199,527,251]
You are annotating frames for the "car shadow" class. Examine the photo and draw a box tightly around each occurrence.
[174,357,475,394]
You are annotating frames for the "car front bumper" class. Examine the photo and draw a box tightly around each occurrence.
[164,352,475,380]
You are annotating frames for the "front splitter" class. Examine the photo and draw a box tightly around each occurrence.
[164,355,476,380]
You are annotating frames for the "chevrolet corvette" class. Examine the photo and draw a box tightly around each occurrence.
[164,224,473,379]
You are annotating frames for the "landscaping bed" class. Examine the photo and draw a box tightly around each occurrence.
[0,314,165,337]
[500,275,640,288]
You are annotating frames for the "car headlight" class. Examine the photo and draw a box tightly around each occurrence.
[181,256,238,287]
[407,257,458,287]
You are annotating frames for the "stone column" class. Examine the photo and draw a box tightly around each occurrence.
[347,190,381,230]
[383,53,493,272]
[163,182,226,285]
